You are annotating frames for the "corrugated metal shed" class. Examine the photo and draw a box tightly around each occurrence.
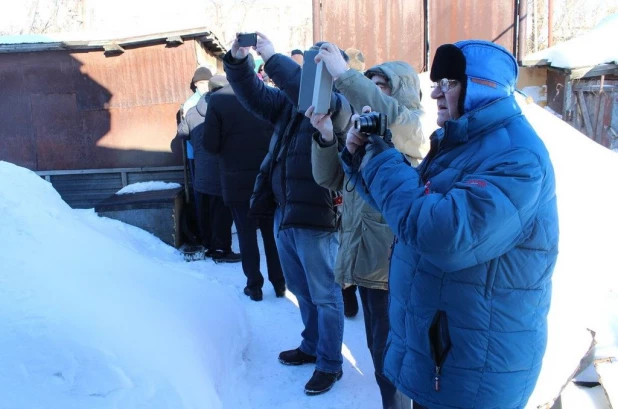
[0,28,226,172]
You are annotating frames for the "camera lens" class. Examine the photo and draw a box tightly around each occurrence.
[354,115,376,133]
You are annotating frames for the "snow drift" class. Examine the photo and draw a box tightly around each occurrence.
[0,162,250,409]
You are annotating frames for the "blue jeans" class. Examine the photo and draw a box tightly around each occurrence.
[359,287,411,409]
[274,208,344,373]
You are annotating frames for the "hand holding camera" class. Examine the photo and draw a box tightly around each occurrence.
[231,33,252,59]
[255,32,276,63]
[346,106,393,166]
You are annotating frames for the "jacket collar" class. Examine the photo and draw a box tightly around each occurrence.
[432,95,522,147]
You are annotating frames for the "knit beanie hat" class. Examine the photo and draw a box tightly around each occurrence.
[345,47,366,72]
[192,67,213,84]
[430,44,467,116]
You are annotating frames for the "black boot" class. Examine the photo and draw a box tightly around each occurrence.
[278,348,317,366]
[274,283,287,298]
[304,369,343,395]
[243,286,263,302]
[342,285,359,318]
[211,250,242,263]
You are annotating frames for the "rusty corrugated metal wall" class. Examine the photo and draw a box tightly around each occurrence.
[314,0,518,73]
[314,0,425,71]
[0,39,207,171]
[429,1,517,60]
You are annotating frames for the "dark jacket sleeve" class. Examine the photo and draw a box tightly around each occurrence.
[264,53,303,106]
[202,95,222,154]
[223,52,287,125]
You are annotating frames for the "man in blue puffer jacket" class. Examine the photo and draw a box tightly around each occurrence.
[342,40,559,408]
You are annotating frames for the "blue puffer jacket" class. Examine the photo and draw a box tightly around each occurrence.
[344,41,559,408]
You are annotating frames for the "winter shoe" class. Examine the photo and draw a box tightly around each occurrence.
[342,285,359,318]
[243,286,263,302]
[304,369,343,395]
[211,250,242,263]
[278,348,317,366]
[274,284,287,298]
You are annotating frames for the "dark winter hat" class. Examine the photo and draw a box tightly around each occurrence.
[291,49,303,56]
[191,67,213,84]
[430,44,467,116]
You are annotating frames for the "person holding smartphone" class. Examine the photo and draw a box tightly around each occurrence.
[223,32,353,396]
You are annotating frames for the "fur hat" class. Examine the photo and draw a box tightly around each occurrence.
[430,44,467,116]
[191,67,213,84]
[345,47,365,72]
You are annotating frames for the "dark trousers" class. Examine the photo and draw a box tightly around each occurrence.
[412,403,427,409]
[358,287,411,409]
[230,201,285,290]
[195,192,233,252]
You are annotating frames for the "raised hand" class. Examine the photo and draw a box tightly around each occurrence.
[255,31,276,63]
[315,43,348,80]
[231,33,251,59]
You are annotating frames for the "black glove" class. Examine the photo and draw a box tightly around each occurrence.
[360,130,395,170]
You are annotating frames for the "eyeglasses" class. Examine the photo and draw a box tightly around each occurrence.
[431,78,459,93]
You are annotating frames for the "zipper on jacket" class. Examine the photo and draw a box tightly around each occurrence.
[429,310,452,393]
[275,112,301,236]
[388,236,398,261]
[434,365,441,391]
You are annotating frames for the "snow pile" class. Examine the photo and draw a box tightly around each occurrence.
[526,13,618,69]
[522,85,548,106]
[419,72,618,407]
[0,161,249,409]
[115,181,181,195]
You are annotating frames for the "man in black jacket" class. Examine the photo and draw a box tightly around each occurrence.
[223,32,353,395]
[202,65,285,302]
[178,76,241,263]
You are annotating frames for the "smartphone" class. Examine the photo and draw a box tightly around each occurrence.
[237,33,257,47]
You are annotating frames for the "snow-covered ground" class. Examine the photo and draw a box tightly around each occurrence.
[1,76,617,409]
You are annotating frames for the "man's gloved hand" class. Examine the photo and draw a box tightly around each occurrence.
[360,130,395,170]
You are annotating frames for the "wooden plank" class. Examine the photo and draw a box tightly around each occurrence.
[573,84,617,92]
[577,91,594,137]
[594,93,606,143]
[593,76,606,142]
[570,64,618,80]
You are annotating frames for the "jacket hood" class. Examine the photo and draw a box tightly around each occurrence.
[454,40,518,114]
[365,61,422,111]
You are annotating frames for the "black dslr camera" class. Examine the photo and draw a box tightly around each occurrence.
[354,112,388,136]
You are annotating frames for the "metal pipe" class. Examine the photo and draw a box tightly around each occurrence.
[548,0,554,47]
[517,0,528,63]
[424,0,430,72]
